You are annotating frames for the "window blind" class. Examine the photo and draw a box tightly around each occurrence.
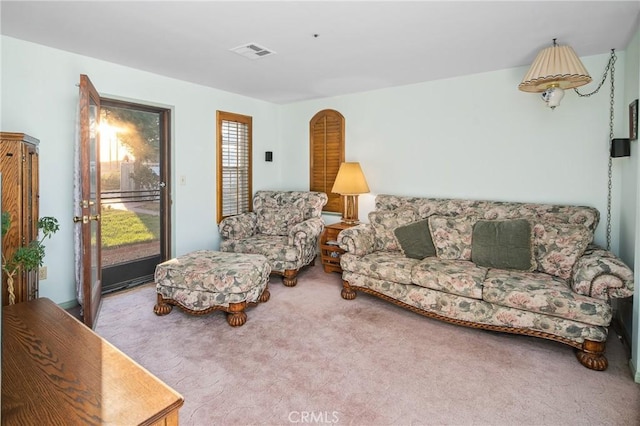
[217,111,252,222]
[310,110,345,213]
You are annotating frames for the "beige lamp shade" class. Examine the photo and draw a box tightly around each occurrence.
[519,43,592,93]
[332,162,369,224]
[331,162,370,195]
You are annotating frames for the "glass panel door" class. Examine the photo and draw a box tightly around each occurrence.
[78,74,102,328]
[99,101,168,292]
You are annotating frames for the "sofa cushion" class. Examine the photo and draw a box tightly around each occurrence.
[428,215,476,260]
[412,258,487,299]
[255,206,303,236]
[482,269,611,326]
[369,208,417,251]
[252,191,327,220]
[340,251,417,285]
[533,223,592,280]
[220,235,303,272]
[393,219,436,260]
[471,219,535,271]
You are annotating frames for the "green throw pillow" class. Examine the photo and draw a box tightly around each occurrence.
[471,219,534,271]
[393,219,436,260]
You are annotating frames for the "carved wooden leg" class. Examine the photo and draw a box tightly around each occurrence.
[341,280,357,300]
[258,285,270,303]
[575,339,608,371]
[226,301,248,327]
[153,293,173,316]
[282,269,298,287]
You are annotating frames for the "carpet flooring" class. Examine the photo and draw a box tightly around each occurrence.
[95,264,640,425]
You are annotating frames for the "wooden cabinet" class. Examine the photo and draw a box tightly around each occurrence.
[0,132,39,305]
[2,298,184,424]
[320,222,355,273]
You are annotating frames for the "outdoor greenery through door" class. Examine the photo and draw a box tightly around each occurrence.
[99,100,170,293]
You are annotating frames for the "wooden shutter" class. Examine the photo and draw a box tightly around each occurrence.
[217,111,252,222]
[310,110,345,213]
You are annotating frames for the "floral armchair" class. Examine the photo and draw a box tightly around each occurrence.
[218,191,328,286]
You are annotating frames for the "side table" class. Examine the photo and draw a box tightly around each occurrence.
[320,222,356,273]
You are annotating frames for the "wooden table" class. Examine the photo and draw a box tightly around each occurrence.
[320,222,356,273]
[2,298,184,425]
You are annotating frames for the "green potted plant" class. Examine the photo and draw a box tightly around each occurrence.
[1,212,59,304]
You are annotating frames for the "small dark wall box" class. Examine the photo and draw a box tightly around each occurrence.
[630,99,638,141]
[265,151,273,162]
[611,138,630,158]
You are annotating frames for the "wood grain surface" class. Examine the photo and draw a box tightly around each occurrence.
[2,298,183,425]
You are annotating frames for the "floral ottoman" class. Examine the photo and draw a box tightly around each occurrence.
[153,250,271,326]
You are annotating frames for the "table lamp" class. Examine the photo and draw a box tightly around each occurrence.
[331,162,369,224]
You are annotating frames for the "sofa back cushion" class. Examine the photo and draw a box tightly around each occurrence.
[533,223,592,280]
[371,195,597,276]
[428,215,476,260]
[471,219,535,271]
[253,191,328,220]
[256,206,304,236]
[393,219,436,259]
[369,208,417,251]
[374,195,599,232]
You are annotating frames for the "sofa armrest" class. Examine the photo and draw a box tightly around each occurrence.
[572,244,634,300]
[337,224,376,257]
[289,218,325,266]
[218,212,257,240]
[289,217,325,247]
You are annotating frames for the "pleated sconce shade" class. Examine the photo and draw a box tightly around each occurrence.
[519,44,592,93]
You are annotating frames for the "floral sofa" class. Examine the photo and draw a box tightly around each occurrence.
[337,194,634,370]
[219,190,328,286]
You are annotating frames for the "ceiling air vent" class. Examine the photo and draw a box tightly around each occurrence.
[230,43,276,60]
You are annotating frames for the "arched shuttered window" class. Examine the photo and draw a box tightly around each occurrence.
[309,109,345,213]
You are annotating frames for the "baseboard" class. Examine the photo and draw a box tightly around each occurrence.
[631,358,640,384]
[58,299,79,310]
[610,317,638,382]
[611,315,631,349]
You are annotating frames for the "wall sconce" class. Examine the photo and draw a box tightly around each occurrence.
[518,39,592,109]
[331,162,369,224]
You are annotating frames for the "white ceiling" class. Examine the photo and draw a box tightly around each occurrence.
[1,1,639,104]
